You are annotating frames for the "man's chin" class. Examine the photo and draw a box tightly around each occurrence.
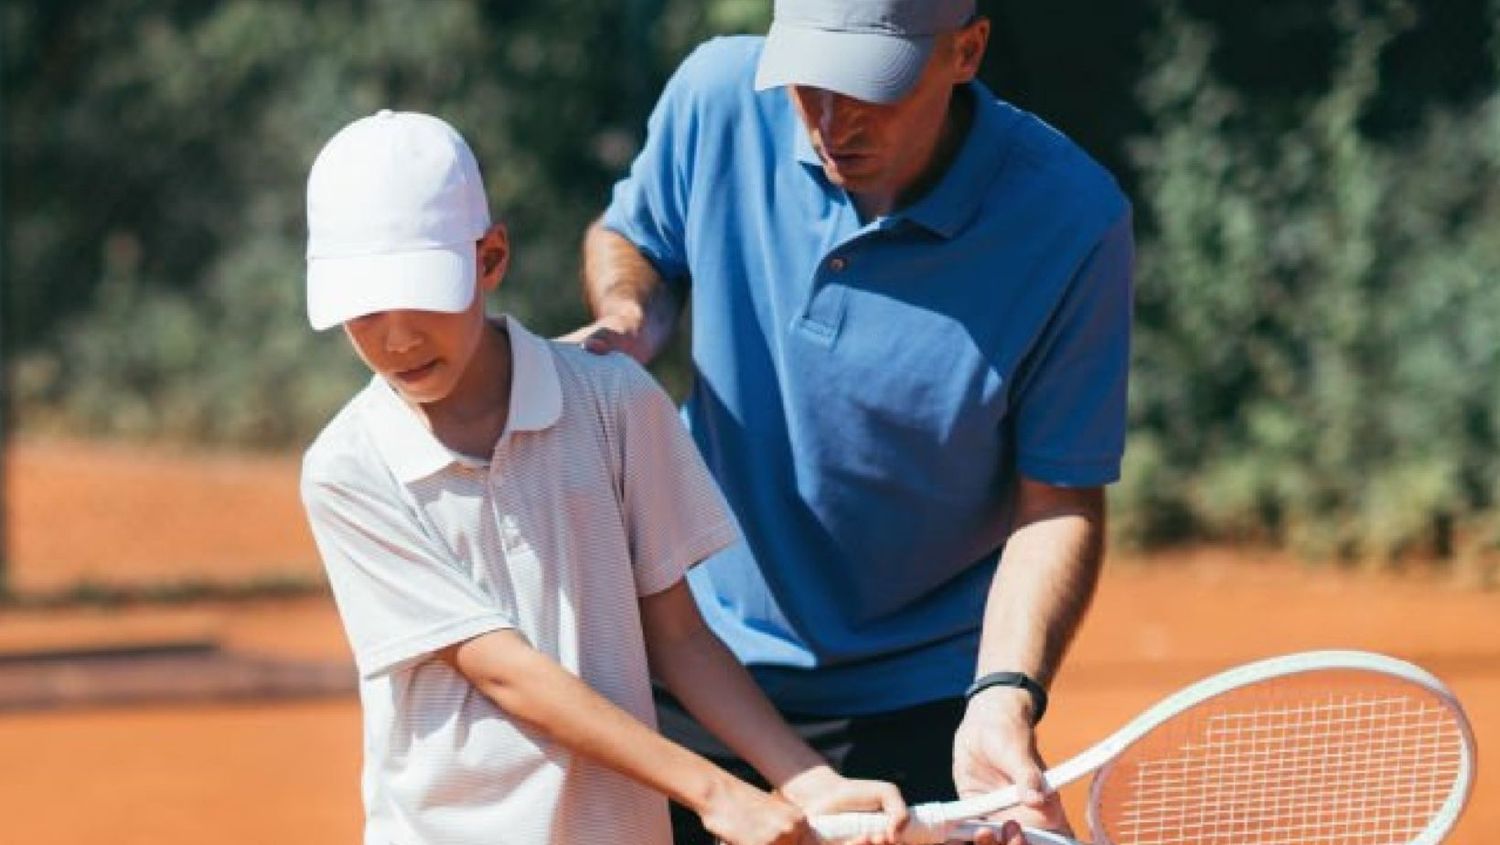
[820,162,882,192]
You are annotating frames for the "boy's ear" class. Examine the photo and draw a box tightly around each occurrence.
[477,223,510,293]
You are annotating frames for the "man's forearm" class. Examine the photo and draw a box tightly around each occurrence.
[975,483,1105,696]
[950,482,1100,831]
[581,219,682,363]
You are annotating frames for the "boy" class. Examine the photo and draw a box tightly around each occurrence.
[299,110,906,845]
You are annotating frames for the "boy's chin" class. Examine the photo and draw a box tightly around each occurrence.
[386,376,452,407]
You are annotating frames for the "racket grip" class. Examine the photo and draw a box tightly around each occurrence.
[949,823,1085,845]
[811,801,952,844]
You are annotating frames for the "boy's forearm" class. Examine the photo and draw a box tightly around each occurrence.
[581,219,681,363]
[440,629,736,815]
[640,584,827,789]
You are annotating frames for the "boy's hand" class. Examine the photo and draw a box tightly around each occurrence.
[779,765,909,845]
[699,778,812,845]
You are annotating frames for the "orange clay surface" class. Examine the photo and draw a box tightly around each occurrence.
[1,438,1496,844]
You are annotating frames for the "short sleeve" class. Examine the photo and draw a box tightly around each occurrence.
[600,44,711,289]
[611,361,740,596]
[301,456,514,680]
[1013,211,1135,486]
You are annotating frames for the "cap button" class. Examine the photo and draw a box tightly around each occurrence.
[376,109,393,119]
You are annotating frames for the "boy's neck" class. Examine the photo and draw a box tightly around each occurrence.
[413,319,513,460]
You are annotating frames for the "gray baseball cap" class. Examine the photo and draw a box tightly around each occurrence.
[754,0,977,104]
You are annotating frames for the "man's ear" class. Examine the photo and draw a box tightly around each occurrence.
[477,223,510,293]
[952,17,990,82]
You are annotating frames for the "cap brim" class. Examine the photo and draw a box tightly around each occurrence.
[754,23,934,104]
[307,244,475,331]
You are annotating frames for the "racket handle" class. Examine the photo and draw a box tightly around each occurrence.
[948,823,1086,844]
[1019,828,1085,845]
[811,801,952,844]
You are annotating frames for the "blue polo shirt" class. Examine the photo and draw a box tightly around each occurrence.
[604,36,1132,715]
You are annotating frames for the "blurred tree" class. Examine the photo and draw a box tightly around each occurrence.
[1,0,748,445]
[4,0,1499,569]
[1121,0,1500,566]
[978,0,1493,196]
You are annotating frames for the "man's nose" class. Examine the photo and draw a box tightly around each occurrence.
[814,90,866,138]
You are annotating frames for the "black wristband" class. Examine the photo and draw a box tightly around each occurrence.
[964,671,1049,724]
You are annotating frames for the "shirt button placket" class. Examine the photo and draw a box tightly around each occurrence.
[487,446,519,553]
[798,252,850,341]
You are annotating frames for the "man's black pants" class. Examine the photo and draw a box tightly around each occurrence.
[654,687,966,844]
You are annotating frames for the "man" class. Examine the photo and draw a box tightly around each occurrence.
[570,1,1133,842]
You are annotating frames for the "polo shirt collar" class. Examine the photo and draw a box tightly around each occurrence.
[502,316,564,434]
[363,315,563,484]
[789,81,1015,239]
[897,81,1015,238]
[793,116,823,169]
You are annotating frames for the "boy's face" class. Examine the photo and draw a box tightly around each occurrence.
[341,226,508,406]
[343,293,488,406]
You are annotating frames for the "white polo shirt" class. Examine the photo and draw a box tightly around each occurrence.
[301,316,739,845]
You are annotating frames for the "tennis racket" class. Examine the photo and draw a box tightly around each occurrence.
[811,650,1476,844]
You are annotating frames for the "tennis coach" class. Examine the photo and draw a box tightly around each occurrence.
[569,1,1134,842]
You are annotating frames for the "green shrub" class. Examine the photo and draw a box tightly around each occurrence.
[1120,0,1500,563]
[7,0,739,447]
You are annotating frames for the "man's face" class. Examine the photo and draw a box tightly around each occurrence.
[787,24,985,204]
[342,292,485,407]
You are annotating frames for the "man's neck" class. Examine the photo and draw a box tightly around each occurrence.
[853,86,976,221]
[418,320,513,460]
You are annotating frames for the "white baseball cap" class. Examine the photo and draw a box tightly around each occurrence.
[304,110,491,331]
[754,0,976,104]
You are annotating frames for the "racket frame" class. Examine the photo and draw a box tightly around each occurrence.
[810,650,1476,844]
[1079,650,1477,845]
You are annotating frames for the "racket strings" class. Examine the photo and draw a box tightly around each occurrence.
[1101,689,1464,845]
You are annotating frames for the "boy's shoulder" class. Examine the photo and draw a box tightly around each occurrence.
[301,379,389,491]
[300,330,671,491]
[546,338,664,408]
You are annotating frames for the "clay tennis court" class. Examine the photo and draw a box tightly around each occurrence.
[1,438,1494,843]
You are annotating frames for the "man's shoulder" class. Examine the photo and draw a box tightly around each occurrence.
[671,35,763,96]
[656,35,773,129]
[987,97,1128,224]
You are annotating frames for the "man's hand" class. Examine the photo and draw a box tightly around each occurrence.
[953,687,1072,845]
[574,219,680,364]
[558,312,656,364]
